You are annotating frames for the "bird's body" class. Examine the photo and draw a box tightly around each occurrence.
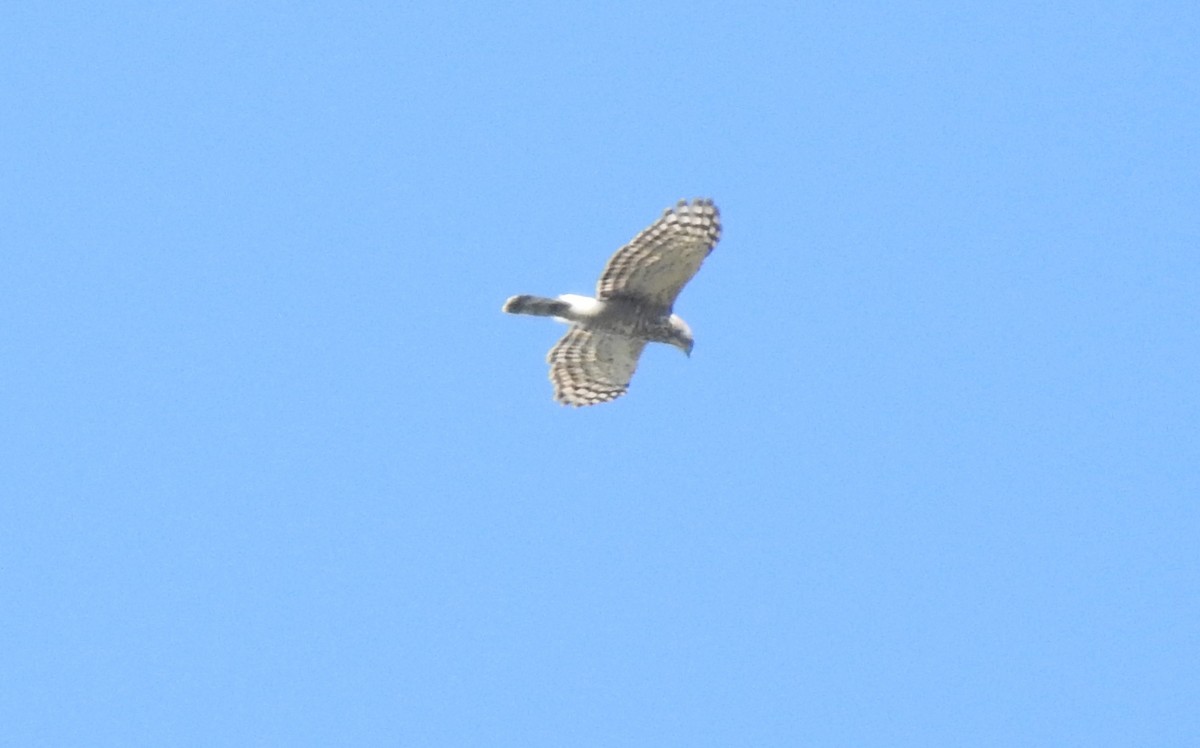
[504,294,688,347]
[503,199,721,406]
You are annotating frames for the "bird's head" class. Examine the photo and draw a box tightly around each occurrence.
[668,314,694,357]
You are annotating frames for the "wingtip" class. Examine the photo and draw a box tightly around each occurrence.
[669,197,718,216]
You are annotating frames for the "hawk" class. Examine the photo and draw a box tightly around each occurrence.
[503,198,722,406]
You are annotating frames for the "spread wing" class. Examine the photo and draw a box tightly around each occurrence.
[546,327,647,406]
[595,198,721,309]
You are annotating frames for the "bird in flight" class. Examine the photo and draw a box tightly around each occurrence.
[503,198,722,406]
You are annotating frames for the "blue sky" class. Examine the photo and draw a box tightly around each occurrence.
[3,2,1197,745]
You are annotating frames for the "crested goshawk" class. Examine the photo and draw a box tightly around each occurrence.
[502,198,722,406]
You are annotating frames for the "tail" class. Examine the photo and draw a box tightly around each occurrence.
[502,294,571,317]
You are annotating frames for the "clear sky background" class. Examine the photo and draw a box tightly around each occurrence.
[3,2,1197,746]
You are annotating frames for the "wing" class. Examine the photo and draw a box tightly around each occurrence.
[595,198,721,309]
[546,327,647,406]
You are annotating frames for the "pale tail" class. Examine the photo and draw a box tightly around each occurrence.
[502,295,571,317]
